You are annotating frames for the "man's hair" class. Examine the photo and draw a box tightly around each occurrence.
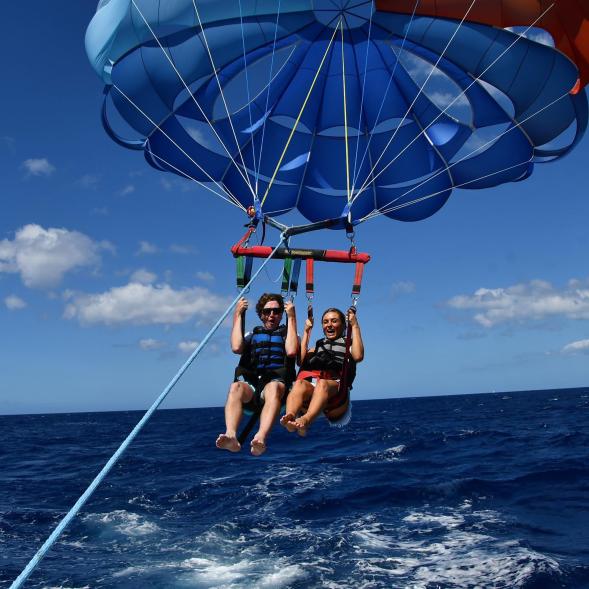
[321,307,346,325]
[256,293,285,317]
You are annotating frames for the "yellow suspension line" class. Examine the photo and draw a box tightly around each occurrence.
[260,21,341,207]
[341,21,351,203]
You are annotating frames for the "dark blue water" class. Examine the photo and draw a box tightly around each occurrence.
[2,389,589,588]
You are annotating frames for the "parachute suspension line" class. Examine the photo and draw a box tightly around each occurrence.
[10,232,287,589]
[255,0,282,194]
[112,84,245,211]
[364,156,534,220]
[146,149,243,210]
[260,21,342,208]
[129,1,256,201]
[360,88,571,222]
[341,21,352,203]
[350,0,422,195]
[238,0,257,198]
[191,0,257,199]
[352,0,480,202]
[351,3,374,190]
[350,1,557,207]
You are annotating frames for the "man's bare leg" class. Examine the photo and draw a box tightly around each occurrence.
[294,379,338,435]
[216,381,253,452]
[281,380,313,433]
[251,381,284,456]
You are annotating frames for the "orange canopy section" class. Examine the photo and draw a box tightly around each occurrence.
[376,0,589,91]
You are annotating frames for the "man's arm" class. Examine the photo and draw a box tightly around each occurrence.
[284,301,299,357]
[231,298,248,354]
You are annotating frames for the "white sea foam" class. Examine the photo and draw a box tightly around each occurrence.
[85,509,160,537]
[348,506,561,588]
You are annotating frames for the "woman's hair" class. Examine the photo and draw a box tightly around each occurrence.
[321,307,346,325]
[256,293,285,317]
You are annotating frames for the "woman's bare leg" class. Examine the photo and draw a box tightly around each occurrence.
[281,380,314,433]
[294,379,338,434]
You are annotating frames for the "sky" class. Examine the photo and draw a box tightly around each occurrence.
[1,1,588,415]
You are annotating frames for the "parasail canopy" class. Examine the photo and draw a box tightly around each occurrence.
[86,0,589,228]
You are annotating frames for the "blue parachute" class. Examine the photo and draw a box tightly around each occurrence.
[86,0,588,226]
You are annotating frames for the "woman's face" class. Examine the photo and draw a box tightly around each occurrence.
[322,311,344,340]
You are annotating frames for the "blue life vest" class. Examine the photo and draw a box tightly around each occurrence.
[235,325,295,387]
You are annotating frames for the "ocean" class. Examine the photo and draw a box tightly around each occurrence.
[1,388,589,588]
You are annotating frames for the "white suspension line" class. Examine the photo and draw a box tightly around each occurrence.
[191,0,257,199]
[146,149,246,210]
[352,0,480,199]
[112,83,244,209]
[238,0,258,192]
[256,0,283,191]
[351,2,556,204]
[129,0,256,200]
[351,0,422,192]
[362,156,534,221]
[360,88,570,222]
[351,3,374,188]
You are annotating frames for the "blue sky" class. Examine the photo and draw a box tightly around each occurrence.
[1,1,588,415]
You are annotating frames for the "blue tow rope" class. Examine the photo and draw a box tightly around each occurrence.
[11,233,286,589]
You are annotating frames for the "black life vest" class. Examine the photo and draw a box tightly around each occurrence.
[235,325,295,387]
[306,336,356,385]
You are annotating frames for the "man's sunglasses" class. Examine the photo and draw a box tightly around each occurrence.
[261,308,283,316]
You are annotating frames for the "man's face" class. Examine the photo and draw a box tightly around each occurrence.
[260,300,283,330]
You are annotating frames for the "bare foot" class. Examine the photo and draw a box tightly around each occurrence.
[216,434,241,452]
[294,416,309,437]
[280,413,298,433]
[250,438,267,456]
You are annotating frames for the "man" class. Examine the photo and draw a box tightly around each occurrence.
[216,293,298,456]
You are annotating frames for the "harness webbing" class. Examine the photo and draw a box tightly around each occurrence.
[11,234,287,589]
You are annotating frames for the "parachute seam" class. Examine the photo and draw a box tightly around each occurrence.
[112,83,245,210]
[362,88,570,221]
[350,0,423,195]
[353,0,481,201]
[352,2,557,206]
[293,22,341,213]
[129,0,257,200]
[191,0,257,198]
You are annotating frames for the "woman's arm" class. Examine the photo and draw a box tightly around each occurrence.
[298,314,314,366]
[348,308,364,363]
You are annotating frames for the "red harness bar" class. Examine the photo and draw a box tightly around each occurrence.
[231,244,371,264]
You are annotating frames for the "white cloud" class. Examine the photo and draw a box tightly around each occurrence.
[0,224,109,288]
[22,158,55,177]
[4,295,26,310]
[446,279,589,327]
[391,280,415,299]
[562,339,589,355]
[170,244,197,255]
[64,283,229,326]
[119,184,136,196]
[77,174,100,189]
[139,338,166,351]
[178,340,199,354]
[196,271,214,283]
[130,269,157,284]
[137,241,159,255]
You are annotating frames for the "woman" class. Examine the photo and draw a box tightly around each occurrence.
[280,306,364,435]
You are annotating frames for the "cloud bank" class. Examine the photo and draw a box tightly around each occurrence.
[446,279,589,327]
[64,282,229,326]
[0,224,110,288]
